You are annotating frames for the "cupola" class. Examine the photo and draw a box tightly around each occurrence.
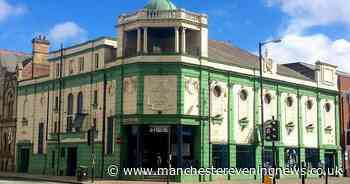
[144,0,177,11]
[117,0,208,60]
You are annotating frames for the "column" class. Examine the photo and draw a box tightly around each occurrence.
[181,27,186,54]
[143,27,148,54]
[174,27,179,53]
[137,28,142,54]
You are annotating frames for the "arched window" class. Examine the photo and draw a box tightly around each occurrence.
[5,91,14,118]
[67,94,74,132]
[67,94,74,115]
[77,92,83,113]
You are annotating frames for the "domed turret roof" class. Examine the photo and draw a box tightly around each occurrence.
[144,0,177,11]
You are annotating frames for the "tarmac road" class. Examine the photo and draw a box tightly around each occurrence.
[0,179,63,184]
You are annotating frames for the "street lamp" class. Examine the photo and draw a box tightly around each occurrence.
[259,38,282,184]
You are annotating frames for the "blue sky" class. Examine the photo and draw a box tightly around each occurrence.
[1,0,350,71]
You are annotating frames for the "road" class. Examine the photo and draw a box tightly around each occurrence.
[0,179,63,184]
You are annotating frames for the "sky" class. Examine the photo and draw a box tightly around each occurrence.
[1,0,350,72]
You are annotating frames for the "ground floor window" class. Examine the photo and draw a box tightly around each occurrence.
[51,151,55,168]
[236,145,256,169]
[106,117,114,154]
[212,144,228,168]
[285,148,299,168]
[305,148,319,168]
[181,126,195,168]
[263,148,274,168]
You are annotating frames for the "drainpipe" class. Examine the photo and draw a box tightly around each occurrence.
[56,43,64,176]
[101,72,107,177]
[43,84,50,174]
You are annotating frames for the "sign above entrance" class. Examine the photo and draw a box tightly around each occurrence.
[149,126,169,133]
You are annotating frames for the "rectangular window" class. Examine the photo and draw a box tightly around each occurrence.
[66,116,73,132]
[56,63,60,77]
[54,96,59,112]
[305,148,319,168]
[51,151,55,168]
[236,145,256,169]
[212,144,228,169]
[38,123,44,154]
[68,60,74,74]
[54,121,58,133]
[93,90,98,107]
[263,148,274,168]
[107,117,114,154]
[285,148,299,168]
[79,57,84,72]
[95,53,99,69]
[347,131,350,145]
[61,148,65,157]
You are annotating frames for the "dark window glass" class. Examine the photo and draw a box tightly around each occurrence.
[95,53,99,69]
[93,90,98,106]
[38,123,44,154]
[77,92,83,113]
[54,96,59,111]
[305,148,319,168]
[285,148,299,168]
[67,94,74,115]
[212,144,228,169]
[107,117,114,154]
[51,151,55,168]
[237,145,256,169]
[263,148,274,168]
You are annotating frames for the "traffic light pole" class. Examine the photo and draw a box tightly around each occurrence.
[272,140,276,184]
[259,42,265,184]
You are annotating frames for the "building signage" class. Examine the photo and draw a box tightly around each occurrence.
[149,126,169,133]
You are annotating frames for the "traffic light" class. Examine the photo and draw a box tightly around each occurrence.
[264,118,279,142]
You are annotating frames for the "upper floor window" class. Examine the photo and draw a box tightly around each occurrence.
[54,96,59,112]
[95,53,99,69]
[93,90,98,107]
[56,63,60,77]
[77,92,83,114]
[67,94,74,115]
[79,57,84,72]
[68,60,74,74]
[38,123,44,154]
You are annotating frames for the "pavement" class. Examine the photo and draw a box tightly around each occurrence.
[1,172,350,184]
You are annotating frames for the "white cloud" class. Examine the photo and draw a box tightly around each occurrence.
[266,34,350,71]
[49,22,87,45]
[265,0,350,72]
[266,0,350,34]
[0,0,26,22]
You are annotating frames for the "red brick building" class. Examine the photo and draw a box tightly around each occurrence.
[339,75,350,176]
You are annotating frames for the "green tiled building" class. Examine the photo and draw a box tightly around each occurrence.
[15,0,342,182]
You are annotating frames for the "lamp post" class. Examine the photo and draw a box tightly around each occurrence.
[259,39,282,184]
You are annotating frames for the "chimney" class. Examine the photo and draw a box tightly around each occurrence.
[32,35,50,64]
